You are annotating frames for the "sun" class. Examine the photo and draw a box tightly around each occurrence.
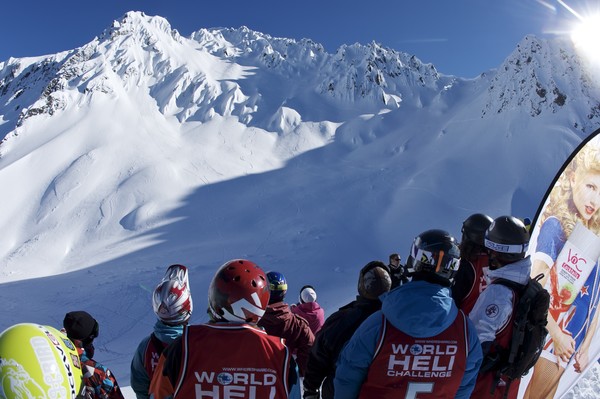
[570,14,600,63]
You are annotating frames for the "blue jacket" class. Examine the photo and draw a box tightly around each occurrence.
[130,320,184,399]
[333,280,483,399]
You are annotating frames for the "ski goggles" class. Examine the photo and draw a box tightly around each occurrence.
[484,239,528,254]
[412,247,460,274]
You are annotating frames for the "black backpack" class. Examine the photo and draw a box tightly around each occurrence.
[483,274,550,395]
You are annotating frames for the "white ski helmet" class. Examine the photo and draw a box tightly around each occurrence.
[299,285,317,303]
[152,264,193,325]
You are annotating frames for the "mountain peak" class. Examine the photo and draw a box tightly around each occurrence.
[99,11,181,44]
[1,13,599,147]
[481,35,600,131]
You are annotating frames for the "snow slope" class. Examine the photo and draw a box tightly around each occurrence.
[1,11,600,398]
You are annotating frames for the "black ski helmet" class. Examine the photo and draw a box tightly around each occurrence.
[484,216,530,262]
[462,213,493,246]
[406,229,460,283]
[358,261,392,300]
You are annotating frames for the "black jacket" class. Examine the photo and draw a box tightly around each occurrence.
[386,263,409,288]
[303,296,382,399]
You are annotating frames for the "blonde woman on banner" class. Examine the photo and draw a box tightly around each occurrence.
[523,141,600,399]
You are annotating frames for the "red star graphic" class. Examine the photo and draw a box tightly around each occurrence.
[580,285,589,297]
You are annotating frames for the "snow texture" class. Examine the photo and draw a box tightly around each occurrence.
[1,11,600,398]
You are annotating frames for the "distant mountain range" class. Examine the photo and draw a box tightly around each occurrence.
[2,12,599,139]
[0,11,599,281]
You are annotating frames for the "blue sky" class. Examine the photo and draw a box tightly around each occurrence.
[0,0,592,78]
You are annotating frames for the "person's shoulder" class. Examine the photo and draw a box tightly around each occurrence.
[329,301,379,327]
[134,333,153,351]
[541,216,563,232]
[347,297,382,312]
[292,311,311,328]
[257,330,289,352]
[85,357,111,373]
[270,301,291,313]
[299,301,321,312]
[480,280,515,303]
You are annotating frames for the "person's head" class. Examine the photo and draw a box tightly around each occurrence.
[299,285,317,304]
[522,217,532,232]
[208,259,270,324]
[388,253,401,269]
[406,229,461,287]
[484,216,530,270]
[357,261,392,300]
[460,213,493,257]
[266,271,288,304]
[544,143,600,234]
[570,162,600,224]
[63,311,99,347]
[152,264,193,326]
[0,323,83,399]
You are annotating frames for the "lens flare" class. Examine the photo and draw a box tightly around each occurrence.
[570,14,600,63]
[551,0,600,65]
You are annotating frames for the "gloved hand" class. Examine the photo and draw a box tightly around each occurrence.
[303,389,320,399]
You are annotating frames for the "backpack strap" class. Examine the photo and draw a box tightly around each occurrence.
[483,277,527,397]
[488,274,546,399]
[492,277,525,293]
[493,273,544,293]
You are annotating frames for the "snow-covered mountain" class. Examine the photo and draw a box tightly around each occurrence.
[1,11,600,398]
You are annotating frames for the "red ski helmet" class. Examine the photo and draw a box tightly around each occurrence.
[208,259,270,324]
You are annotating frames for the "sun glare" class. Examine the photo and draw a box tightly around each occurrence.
[552,0,600,65]
[570,14,600,63]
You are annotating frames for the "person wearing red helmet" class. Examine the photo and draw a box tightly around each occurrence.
[149,259,293,399]
[130,264,193,399]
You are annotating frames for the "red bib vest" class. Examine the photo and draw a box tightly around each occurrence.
[143,333,169,378]
[459,253,489,315]
[470,283,519,399]
[358,311,469,399]
[173,323,291,399]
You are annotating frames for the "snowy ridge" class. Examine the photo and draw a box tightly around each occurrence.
[1,12,599,140]
[0,11,598,279]
[1,10,600,399]
[317,42,445,108]
[0,10,598,281]
[483,35,600,132]
[191,26,448,110]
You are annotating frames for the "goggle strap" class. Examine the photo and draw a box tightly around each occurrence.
[484,239,528,254]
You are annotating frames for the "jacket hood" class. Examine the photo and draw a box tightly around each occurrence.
[380,280,457,337]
